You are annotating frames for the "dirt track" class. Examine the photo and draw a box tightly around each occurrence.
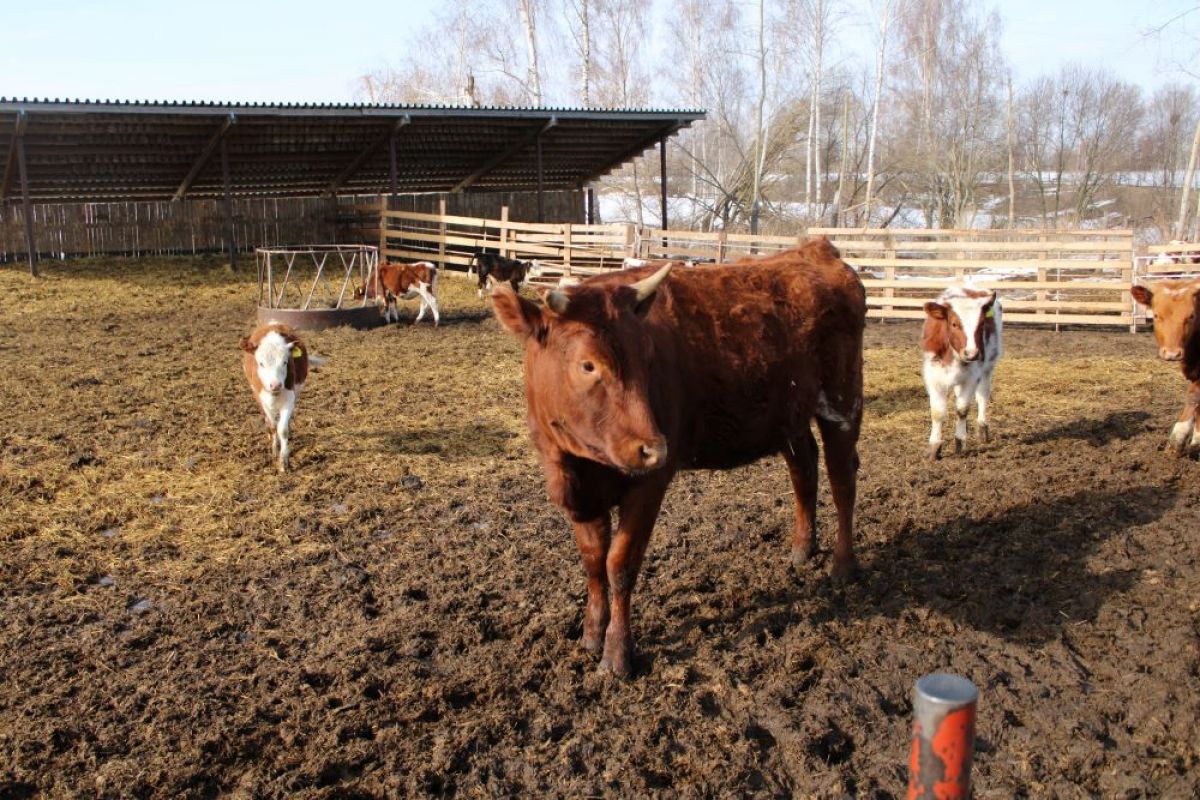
[1,257,1198,798]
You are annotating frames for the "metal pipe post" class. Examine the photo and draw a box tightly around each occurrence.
[907,673,979,800]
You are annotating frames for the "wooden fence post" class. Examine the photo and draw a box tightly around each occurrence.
[437,196,447,270]
[377,196,388,263]
[717,229,727,262]
[563,223,573,276]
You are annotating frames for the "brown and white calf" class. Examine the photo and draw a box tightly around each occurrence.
[1131,280,1200,454]
[371,261,439,325]
[240,323,310,472]
[922,284,1003,459]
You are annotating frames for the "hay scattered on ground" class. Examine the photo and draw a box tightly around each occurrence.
[1,256,1198,797]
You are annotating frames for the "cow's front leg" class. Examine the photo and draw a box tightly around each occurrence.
[573,516,612,655]
[975,371,994,443]
[1171,382,1200,455]
[276,394,295,473]
[602,475,670,677]
[953,379,975,453]
[925,379,948,460]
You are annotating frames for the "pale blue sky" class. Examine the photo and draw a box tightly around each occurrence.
[1,0,1195,104]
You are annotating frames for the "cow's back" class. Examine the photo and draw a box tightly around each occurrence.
[590,244,865,468]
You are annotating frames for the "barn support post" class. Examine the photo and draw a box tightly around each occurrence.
[659,135,669,231]
[389,131,399,199]
[536,131,545,223]
[587,187,596,225]
[220,138,236,272]
[16,129,38,277]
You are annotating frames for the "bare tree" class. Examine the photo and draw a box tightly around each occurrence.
[560,0,593,105]
[863,0,894,225]
[517,0,544,104]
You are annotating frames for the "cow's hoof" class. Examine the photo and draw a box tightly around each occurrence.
[790,544,817,572]
[582,634,604,656]
[830,557,858,584]
[926,443,942,461]
[979,424,990,443]
[598,651,634,678]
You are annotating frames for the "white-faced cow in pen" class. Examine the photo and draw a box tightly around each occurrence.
[921,284,1003,459]
[240,322,311,472]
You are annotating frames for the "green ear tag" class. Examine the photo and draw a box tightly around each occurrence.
[985,308,994,318]
[292,346,302,358]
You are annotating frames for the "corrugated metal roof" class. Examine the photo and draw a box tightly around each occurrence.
[0,98,705,202]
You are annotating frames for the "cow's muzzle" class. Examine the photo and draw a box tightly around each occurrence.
[618,438,669,474]
[1160,347,1184,361]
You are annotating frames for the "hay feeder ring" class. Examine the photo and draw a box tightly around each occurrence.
[255,244,380,330]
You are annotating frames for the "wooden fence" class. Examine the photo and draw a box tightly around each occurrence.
[379,204,1146,328]
[0,190,582,263]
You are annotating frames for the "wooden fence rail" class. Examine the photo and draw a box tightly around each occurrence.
[380,204,1150,328]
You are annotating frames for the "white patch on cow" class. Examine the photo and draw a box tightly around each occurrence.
[815,391,852,431]
[623,257,649,268]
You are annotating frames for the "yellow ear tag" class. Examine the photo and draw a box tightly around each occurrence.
[985,308,994,318]
[291,346,302,358]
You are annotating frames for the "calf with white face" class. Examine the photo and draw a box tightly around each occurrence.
[921,286,1003,459]
[240,324,309,472]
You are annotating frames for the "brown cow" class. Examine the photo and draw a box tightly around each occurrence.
[492,239,866,676]
[1131,279,1200,455]
[240,322,310,472]
[362,261,439,325]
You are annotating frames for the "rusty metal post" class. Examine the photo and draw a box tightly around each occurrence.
[16,130,38,277]
[907,673,978,800]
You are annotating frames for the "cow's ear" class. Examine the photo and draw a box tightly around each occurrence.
[1130,285,1153,307]
[492,285,545,338]
[239,336,256,353]
[924,302,948,320]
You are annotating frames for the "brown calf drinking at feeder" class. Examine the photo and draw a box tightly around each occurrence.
[492,238,866,677]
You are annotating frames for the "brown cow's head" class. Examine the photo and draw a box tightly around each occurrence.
[923,288,997,362]
[1131,281,1200,361]
[492,266,672,475]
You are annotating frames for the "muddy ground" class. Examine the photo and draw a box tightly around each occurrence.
[1,257,1198,798]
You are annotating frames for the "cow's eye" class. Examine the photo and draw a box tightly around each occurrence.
[581,361,596,374]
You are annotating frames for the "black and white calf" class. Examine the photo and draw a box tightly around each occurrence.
[921,284,1003,459]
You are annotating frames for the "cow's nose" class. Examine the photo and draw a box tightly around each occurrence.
[267,382,282,393]
[961,350,979,362]
[1160,348,1183,361]
[638,441,668,470]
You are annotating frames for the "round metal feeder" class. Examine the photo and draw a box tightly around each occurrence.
[255,244,381,330]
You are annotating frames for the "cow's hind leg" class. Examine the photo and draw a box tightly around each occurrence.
[573,516,612,656]
[601,474,670,677]
[782,427,819,570]
[816,417,859,581]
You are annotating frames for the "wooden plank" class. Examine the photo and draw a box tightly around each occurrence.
[864,296,1129,311]
[847,257,1122,270]
[810,226,1132,238]
[867,308,1132,325]
[860,278,1127,291]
